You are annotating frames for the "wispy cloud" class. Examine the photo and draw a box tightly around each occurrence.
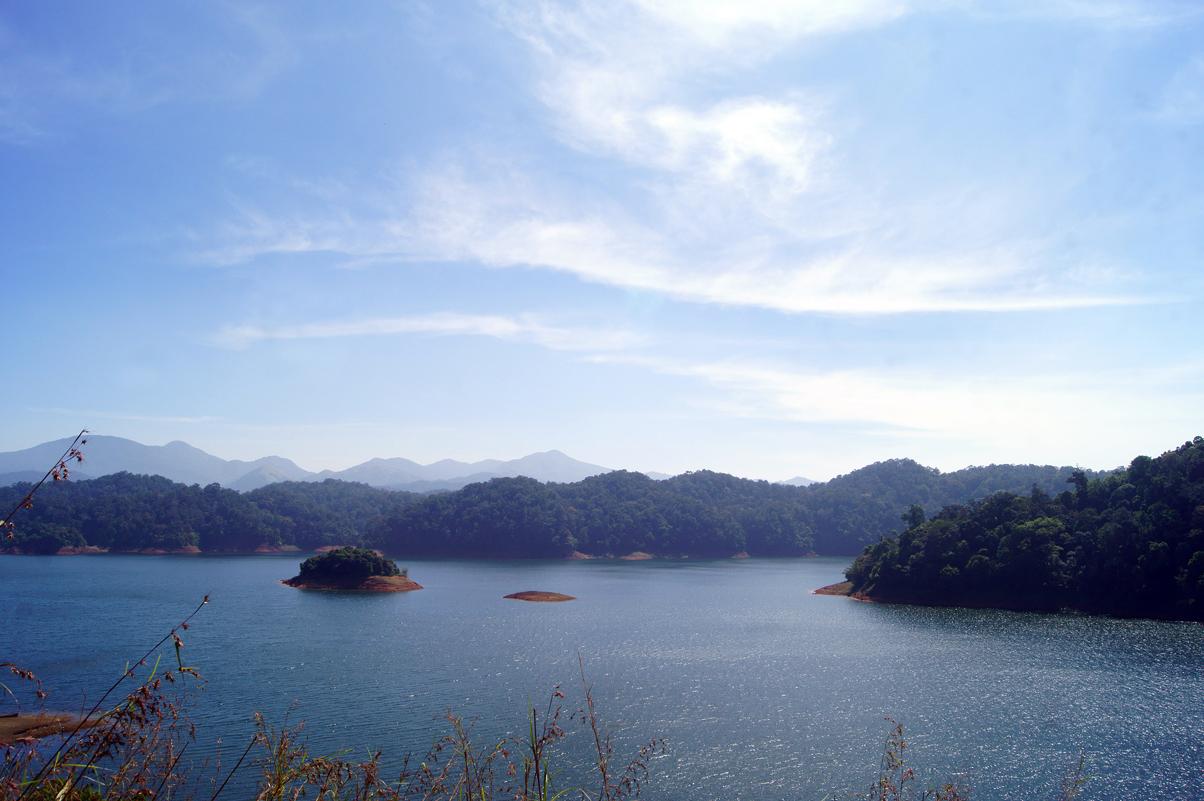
[500,0,868,197]
[198,0,1160,315]
[214,311,643,352]
[35,407,223,425]
[587,351,1204,458]
[399,164,1143,313]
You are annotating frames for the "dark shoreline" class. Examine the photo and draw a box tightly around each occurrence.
[2,549,833,560]
[811,582,1204,624]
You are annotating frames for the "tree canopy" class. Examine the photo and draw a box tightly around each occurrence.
[1,459,1110,558]
[297,546,400,581]
[845,438,1204,620]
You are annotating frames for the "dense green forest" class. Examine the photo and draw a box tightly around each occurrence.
[0,474,416,553]
[372,463,1098,557]
[1,460,1101,557]
[845,438,1204,620]
[246,479,415,548]
[800,460,1098,553]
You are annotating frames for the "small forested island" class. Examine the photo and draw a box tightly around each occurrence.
[282,546,422,592]
[840,437,1204,621]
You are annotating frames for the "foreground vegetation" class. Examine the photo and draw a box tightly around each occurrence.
[846,437,1204,619]
[1,461,1095,558]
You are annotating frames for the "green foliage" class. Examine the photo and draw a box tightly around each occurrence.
[0,474,413,554]
[801,459,1101,554]
[380,476,576,557]
[371,463,1089,558]
[0,460,1099,557]
[371,470,814,557]
[246,479,415,548]
[296,546,400,581]
[846,437,1204,620]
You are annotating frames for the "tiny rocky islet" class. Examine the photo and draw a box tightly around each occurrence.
[503,591,576,602]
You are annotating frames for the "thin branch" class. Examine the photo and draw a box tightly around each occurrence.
[1,428,88,538]
[208,734,257,801]
[18,595,210,799]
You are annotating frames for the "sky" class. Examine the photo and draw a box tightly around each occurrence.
[2,0,1202,481]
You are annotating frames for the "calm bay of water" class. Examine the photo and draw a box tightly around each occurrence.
[2,555,1201,800]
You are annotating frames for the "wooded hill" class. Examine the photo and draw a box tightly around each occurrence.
[2,458,1097,557]
[846,437,1204,620]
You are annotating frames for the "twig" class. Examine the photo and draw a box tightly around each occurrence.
[1,428,87,541]
[208,733,256,801]
[146,740,189,801]
[18,595,210,799]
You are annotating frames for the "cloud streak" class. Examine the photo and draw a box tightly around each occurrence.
[587,351,1204,461]
[35,408,223,425]
[214,311,643,352]
[199,0,1159,315]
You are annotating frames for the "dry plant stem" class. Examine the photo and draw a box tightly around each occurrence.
[1058,754,1088,801]
[575,655,664,801]
[210,734,256,801]
[869,719,969,801]
[148,740,189,801]
[578,658,610,801]
[0,664,47,711]
[53,657,195,799]
[0,428,87,541]
[16,595,210,800]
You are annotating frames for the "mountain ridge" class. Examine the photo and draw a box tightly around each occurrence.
[0,436,612,491]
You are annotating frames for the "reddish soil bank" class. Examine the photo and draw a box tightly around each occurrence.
[813,581,875,602]
[0,712,96,745]
[619,551,655,560]
[118,546,202,555]
[566,550,594,560]
[281,575,424,592]
[503,591,576,602]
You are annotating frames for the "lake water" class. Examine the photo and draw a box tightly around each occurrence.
[2,555,1202,800]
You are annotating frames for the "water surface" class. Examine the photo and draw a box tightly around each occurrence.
[2,556,1201,800]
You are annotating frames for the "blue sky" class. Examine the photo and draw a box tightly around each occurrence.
[2,0,1202,480]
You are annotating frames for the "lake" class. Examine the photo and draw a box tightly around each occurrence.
[2,555,1201,800]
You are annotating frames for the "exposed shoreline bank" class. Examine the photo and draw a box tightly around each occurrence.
[280,575,424,592]
[813,581,874,602]
[0,712,97,745]
[3,549,827,560]
[503,591,576,602]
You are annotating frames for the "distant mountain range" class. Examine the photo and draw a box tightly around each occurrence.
[0,436,615,492]
[776,476,817,487]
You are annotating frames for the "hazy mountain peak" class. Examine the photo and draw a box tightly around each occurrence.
[0,435,611,492]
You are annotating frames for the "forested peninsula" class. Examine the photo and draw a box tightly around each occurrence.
[844,438,1204,620]
[2,459,1093,557]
